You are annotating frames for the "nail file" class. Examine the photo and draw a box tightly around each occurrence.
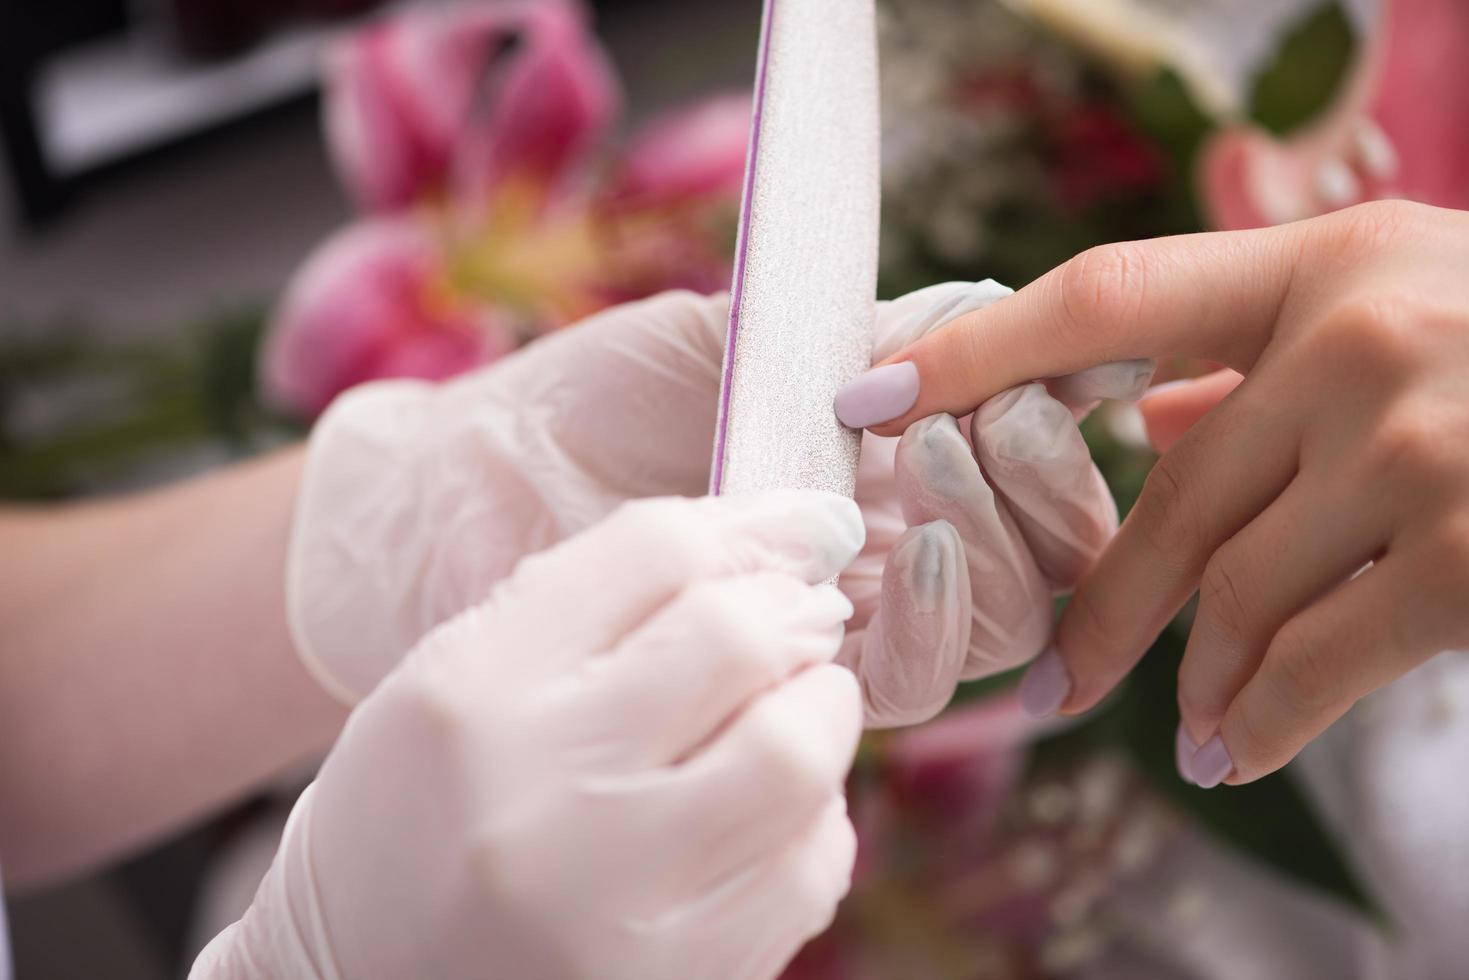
[710,0,880,498]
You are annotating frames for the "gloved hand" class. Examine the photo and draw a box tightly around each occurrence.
[194,491,866,980]
[290,281,1148,723]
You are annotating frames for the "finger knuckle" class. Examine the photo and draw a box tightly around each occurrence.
[1224,693,1283,777]
[1313,297,1427,386]
[1432,517,1469,596]
[745,701,833,800]
[1368,409,1459,492]
[1319,199,1427,258]
[1060,585,1118,657]
[1198,551,1255,644]
[680,579,786,679]
[1265,623,1341,715]
[1132,457,1201,564]
[1054,242,1150,354]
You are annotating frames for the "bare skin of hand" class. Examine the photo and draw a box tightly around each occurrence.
[838,201,1469,788]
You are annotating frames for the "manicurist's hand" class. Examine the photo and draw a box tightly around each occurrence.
[194,492,866,980]
[290,282,1141,728]
[837,201,1469,787]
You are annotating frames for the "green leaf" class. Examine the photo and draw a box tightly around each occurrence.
[1250,2,1357,136]
[0,303,297,499]
[1129,68,1214,174]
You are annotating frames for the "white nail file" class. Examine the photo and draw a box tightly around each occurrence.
[710,0,881,498]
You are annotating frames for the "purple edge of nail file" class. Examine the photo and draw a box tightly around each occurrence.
[710,0,881,500]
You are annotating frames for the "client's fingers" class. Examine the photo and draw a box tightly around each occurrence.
[1139,370,1245,453]
[1025,372,1301,715]
[1204,547,1468,786]
[1175,477,1391,750]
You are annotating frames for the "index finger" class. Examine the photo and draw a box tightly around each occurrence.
[839,225,1299,437]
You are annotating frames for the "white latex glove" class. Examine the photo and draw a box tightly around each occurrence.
[194,491,865,980]
[290,282,1147,723]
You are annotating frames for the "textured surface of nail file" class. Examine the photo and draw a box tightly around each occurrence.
[710,0,880,497]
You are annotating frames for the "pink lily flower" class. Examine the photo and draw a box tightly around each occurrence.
[324,0,619,212]
[1200,0,1469,229]
[264,1,750,418]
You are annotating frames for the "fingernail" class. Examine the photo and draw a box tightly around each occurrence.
[1175,723,1198,784]
[1019,647,1070,718]
[834,362,920,428]
[1137,378,1195,405]
[1189,735,1235,789]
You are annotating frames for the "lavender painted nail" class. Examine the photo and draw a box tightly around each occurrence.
[833,362,919,428]
[1175,724,1198,785]
[1189,735,1235,789]
[1019,648,1070,718]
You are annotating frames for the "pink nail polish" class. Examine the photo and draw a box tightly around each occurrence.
[833,362,919,428]
[1189,735,1235,789]
[1019,648,1070,718]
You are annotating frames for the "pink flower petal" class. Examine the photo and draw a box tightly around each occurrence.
[611,92,752,205]
[324,0,619,212]
[1370,0,1469,210]
[260,217,504,417]
[451,0,621,208]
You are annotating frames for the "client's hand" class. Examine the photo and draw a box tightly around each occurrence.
[194,492,865,980]
[839,200,1469,787]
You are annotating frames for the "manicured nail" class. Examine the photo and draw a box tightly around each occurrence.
[1189,735,1234,789]
[1019,648,1070,718]
[1175,724,1198,784]
[834,362,919,428]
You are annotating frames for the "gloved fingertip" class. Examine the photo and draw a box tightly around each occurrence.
[896,413,975,503]
[805,582,857,624]
[971,385,1075,468]
[1048,359,1158,408]
[733,490,867,581]
[892,520,963,615]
